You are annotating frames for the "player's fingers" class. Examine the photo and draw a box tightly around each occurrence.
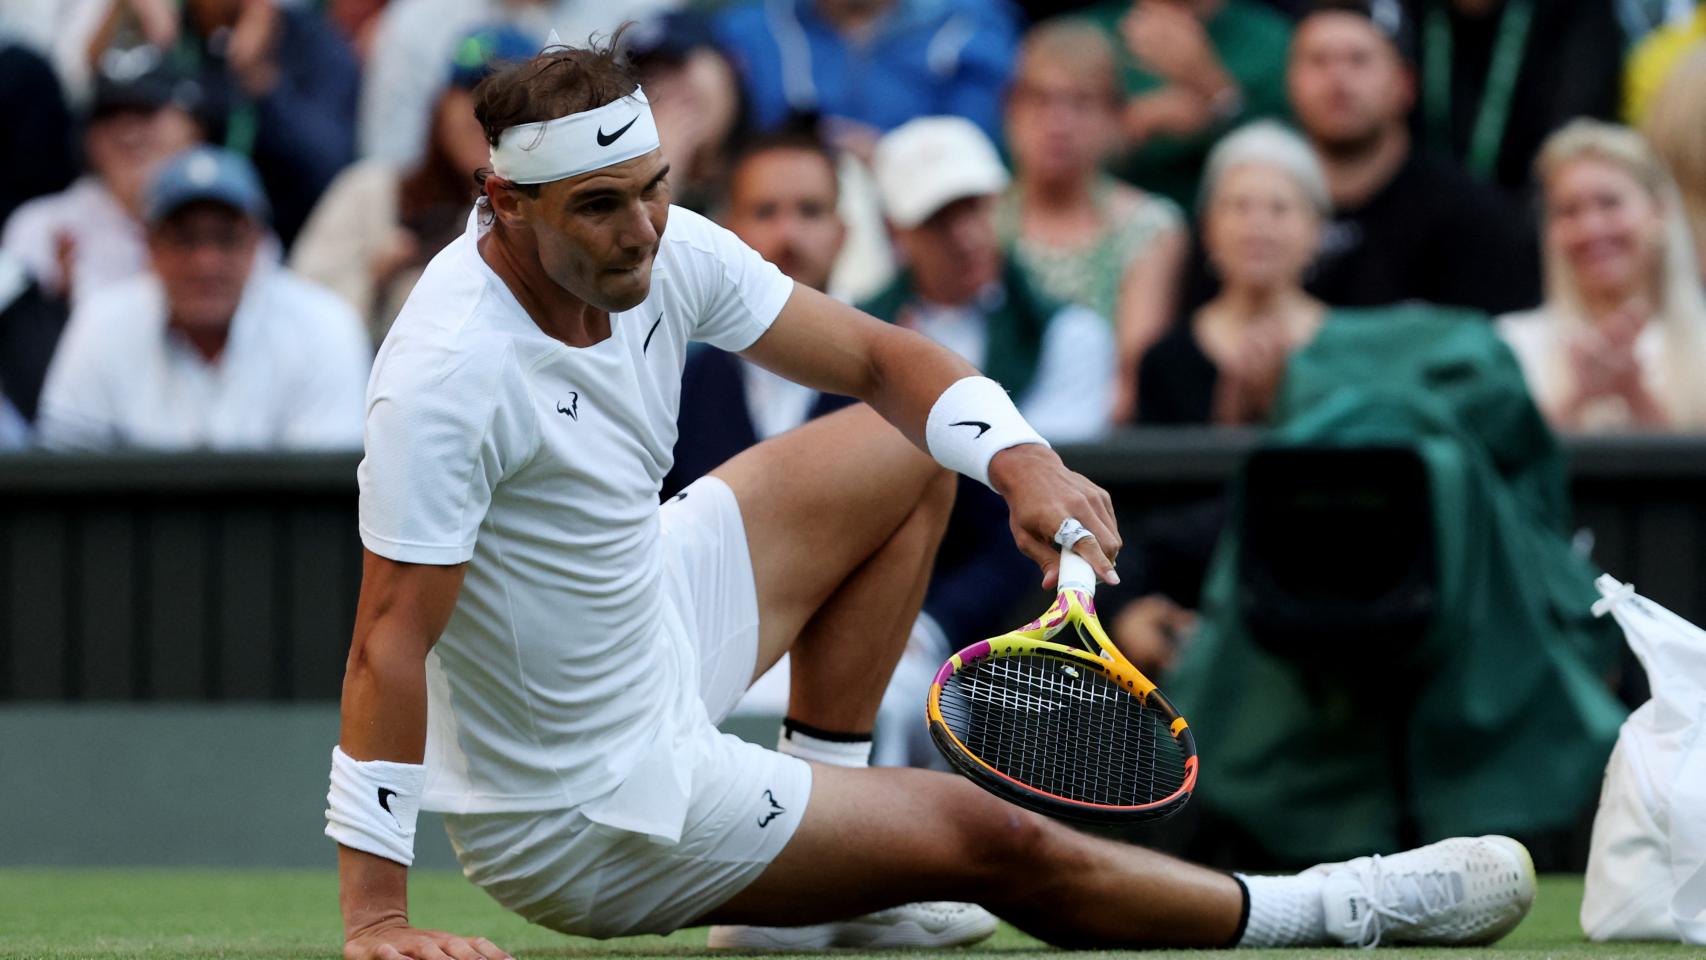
[1086,488,1123,560]
[471,938,514,960]
[1071,532,1120,586]
[367,945,406,960]
[1065,497,1121,583]
[412,944,455,960]
[437,938,485,960]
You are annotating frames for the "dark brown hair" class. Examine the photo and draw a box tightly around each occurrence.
[472,26,639,198]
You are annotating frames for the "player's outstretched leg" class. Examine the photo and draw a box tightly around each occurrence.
[699,765,1536,950]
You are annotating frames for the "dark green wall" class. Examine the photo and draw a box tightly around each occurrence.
[2,433,1704,702]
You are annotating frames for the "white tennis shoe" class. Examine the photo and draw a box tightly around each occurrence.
[1311,835,1536,947]
[706,901,998,950]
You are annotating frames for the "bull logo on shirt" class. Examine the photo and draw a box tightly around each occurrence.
[757,789,785,828]
[556,392,579,421]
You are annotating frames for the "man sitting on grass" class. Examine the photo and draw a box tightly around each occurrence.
[328,34,1537,960]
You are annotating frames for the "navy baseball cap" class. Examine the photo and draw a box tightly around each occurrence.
[448,25,539,90]
[144,146,271,225]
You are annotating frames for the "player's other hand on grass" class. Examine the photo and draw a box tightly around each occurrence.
[345,918,513,960]
[987,443,1122,589]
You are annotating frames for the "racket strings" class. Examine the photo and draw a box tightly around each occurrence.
[938,654,1187,807]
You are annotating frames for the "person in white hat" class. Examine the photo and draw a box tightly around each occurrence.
[863,116,1116,442]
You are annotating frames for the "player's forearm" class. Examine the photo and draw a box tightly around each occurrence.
[857,323,980,449]
[333,620,433,935]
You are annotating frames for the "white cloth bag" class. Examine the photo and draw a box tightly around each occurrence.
[1583,576,1706,942]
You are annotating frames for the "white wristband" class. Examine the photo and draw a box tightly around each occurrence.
[925,376,1049,488]
[325,745,427,867]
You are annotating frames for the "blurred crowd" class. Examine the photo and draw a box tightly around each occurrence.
[0,0,1703,451]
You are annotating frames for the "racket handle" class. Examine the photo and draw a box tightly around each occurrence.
[1058,546,1098,597]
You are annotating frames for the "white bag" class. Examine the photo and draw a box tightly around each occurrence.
[1582,576,1706,943]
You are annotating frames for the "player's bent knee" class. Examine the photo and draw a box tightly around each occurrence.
[955,804,1082,898]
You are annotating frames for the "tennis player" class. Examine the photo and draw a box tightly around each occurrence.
[328,38,1536,960]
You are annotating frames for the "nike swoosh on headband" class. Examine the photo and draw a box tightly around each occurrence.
[596,115,639,146]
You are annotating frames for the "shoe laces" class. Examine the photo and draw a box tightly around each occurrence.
[1344,854,1462,948]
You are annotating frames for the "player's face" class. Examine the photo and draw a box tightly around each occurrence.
[148,202,260,333]
[723,149,845,293]
[1203,163,1321,292]
[1288,14,1411,153]
[894,194,1002,306]
[521,151,672,312]
[1546,157,1665,302]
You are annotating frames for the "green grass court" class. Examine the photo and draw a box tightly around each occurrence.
[0,872,1692,960]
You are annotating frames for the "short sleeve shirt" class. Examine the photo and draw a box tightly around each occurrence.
[357,206,793,829]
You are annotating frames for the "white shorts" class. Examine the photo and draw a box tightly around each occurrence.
[442,477,813,938]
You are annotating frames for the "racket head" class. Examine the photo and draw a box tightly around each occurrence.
[926,623,1198,824]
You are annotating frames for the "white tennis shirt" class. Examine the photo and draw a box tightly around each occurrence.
[358,206,793,837]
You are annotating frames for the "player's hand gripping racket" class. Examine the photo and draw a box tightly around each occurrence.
[927,545,1198,823]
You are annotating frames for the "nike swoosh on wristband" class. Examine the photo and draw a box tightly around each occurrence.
[596,116,639,147]
[377,788,397,814]
[950,420,992,438]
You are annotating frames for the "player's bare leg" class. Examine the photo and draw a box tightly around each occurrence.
[704,764,1537,949]
[702,764,1245,948]
[711,403,954,734]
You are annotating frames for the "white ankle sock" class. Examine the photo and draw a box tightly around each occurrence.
[777,722,872,768]
[1235,872,1328,948]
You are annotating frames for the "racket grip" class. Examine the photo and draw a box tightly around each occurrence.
[1058,546,1098,596]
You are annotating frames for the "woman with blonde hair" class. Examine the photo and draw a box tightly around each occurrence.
[1138,120,1329,426]
[999,18,1185,424]
[1497,119,1706,432]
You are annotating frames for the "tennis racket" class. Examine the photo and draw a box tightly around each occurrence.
[926,546,1198,824]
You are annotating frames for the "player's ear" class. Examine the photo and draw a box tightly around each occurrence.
[484,176,531,229]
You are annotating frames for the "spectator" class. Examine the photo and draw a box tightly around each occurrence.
[1642,47,1706,278]
[625,13,746,214]
[865,116,1116,440]
[291,25,535,345]
[998,19,1186,423]
[711,0,1021,153]
[2,58,201,307]
[1140,122,1328,426]
[1497,121,1706,432]
[36,147,370,451]
[0,38,75,230]
[90,0,362,250]
[1285,0,1540,313]
[359,0,678,170]
[1408,0,1623,200]
[1624,1,1704,125]
[1075,0,1293,209]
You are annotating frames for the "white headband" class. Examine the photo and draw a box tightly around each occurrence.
[489,87,660,185]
